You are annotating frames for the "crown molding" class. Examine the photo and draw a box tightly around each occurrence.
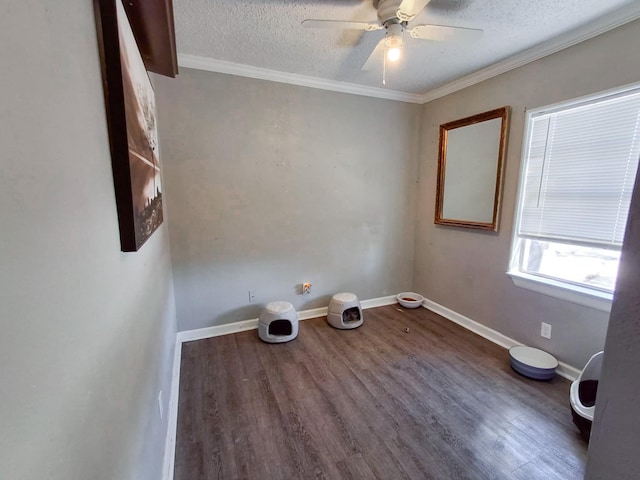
[178,4,640,106]
[418,3,640,104]
[178,54,423,104]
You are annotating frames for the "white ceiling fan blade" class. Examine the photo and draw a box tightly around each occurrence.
[361,38,386,71]
[409,24,483,42]
[301,19,382,31]
[397,0,432,21]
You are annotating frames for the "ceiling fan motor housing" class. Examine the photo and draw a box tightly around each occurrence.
[385,22,404,37]
[377,0,405,24]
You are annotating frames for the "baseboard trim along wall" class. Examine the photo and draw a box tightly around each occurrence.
[421,298,581,382]
[162,337,182,480]
[162,293,580,480]
[175,295,399,344]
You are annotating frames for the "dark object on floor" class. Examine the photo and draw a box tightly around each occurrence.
[570,351,604,442]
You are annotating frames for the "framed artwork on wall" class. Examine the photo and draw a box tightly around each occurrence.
[94,0,163,252]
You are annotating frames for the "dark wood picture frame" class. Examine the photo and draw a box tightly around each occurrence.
[94,0,164,252]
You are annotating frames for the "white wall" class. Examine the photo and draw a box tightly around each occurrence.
[414,19,640,369]
[154,69,421,332]
[0,2,177,479]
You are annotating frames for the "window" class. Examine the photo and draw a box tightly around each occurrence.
[509,84,640,310]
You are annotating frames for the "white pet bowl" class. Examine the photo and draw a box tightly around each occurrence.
[396,292,424,309]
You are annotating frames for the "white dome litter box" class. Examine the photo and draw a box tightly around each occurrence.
[570,351,603,441]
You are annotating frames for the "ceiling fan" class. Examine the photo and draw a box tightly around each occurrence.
[302,0,482,84]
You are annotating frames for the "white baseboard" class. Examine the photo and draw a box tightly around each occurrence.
[176,318,259,344]
[421,298,519,350]
[176,294,399,343]
[162,338,183,480]
[298,306,329,321]
[421,298,580,382]
[556,362,582,381]
[361,294,398,309]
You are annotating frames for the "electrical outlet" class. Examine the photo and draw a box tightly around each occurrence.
[158,391,163,420]
[302,283,312,294]
[248,290,256,303]
[541,322,552,339]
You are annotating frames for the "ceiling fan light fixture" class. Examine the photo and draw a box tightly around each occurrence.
[385,34,403,62]
[383,21,404,63]
[386,45,402,62]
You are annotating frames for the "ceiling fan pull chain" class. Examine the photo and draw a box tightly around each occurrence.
[383,47,387,85]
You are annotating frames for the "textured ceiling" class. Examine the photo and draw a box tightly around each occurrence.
[173,0,640,96]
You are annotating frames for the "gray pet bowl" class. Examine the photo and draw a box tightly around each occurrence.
[509,346,558,381]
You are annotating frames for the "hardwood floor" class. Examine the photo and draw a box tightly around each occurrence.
[174,305,587,479]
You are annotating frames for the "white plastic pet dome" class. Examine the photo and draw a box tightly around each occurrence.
[258,301,299,343]
[327,292,363,329]
[570,351,604,441]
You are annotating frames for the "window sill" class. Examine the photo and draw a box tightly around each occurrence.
[506,271,612,313]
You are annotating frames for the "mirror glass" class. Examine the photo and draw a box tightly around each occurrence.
[435,107,509,231]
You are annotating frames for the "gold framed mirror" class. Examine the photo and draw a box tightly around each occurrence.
[435,106,510,232]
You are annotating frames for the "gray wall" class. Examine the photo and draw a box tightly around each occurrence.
[414,19,640,369]
[585,146,640,478]
[155,69,421,332]
[0,2,177,479]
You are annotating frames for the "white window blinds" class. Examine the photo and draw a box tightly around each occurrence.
[518,91,640,248]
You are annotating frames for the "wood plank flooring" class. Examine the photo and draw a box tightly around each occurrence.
[174,305,587,479]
